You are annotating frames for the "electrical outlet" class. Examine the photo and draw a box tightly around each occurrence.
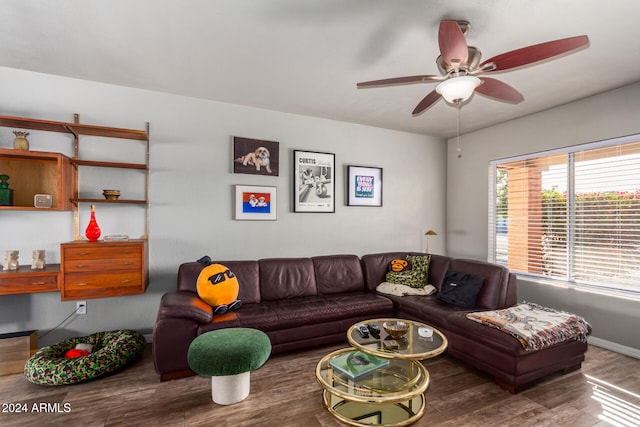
[76,301,87,315]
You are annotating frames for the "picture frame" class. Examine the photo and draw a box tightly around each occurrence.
[234,185,277,220]
[233,136,279,176]
[293,150,335,213]
[347,165,383,207]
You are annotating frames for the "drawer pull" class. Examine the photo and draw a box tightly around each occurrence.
[76,252,89,256]
[32,281,46,285]
[121,279,132,284]
[75,265,87,269]
[122,262,133,266]
[76,283,88,287]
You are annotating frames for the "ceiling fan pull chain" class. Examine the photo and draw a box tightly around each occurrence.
[456,102,462,158]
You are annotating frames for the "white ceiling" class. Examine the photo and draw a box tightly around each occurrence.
[2,0,640,138]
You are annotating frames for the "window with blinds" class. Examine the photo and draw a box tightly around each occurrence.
[489,135,640,296]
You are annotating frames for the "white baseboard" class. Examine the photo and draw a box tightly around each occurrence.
[144,333,152,343]
[589,336,640,359]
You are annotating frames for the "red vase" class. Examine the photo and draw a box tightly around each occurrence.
[85,204,101,242]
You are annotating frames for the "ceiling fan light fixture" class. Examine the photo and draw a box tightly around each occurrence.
[436,75,481,104]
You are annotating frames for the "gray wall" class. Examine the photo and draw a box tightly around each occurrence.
[0,67,446,346]
[4,65,638,357]
[446,82,640,356]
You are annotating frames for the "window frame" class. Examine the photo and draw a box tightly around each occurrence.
[489,133,640,299]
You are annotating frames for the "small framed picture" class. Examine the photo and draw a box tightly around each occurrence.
[233,136,279,176]
[234,185,277,220]
[293,150,335,213]
[347,165,383,207]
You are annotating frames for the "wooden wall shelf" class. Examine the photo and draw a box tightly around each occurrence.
[0,113,150,298]
[0,148,75,211]
[0,115,148,140]
[71,198,147,205]
[0,265,60,295]
[71,159,148,169]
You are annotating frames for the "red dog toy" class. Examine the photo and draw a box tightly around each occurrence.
[64,349,89,358]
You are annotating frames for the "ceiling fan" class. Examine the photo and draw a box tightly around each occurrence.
[357,20,589,115]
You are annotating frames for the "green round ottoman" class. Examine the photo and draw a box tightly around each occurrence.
[188,328,271,405]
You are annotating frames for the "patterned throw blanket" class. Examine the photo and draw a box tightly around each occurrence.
[466,302,591,351]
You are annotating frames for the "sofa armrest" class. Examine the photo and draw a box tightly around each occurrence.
[158,291,213,324]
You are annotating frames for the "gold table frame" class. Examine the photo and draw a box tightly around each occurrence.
[315,319,448,426]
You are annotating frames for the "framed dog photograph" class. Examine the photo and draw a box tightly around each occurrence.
[347,165,383,207]
[293,150,335,213]
[234,185,277,220]
[233,136,279,176]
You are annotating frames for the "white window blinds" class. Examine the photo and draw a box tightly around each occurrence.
[491,136,640,295]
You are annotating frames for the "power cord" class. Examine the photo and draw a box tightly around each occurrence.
[39,305,84,339]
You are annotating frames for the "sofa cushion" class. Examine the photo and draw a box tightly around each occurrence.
[392,295,473,330]
[362,252,454,291]
[198,305,278,335]
[386,254,430,288]
[449,258,510,309]
[362,252,409,291]
[200,292,393,333]
[466,303,591,351]
[312,255,365,294]
[196,263,240,308]
[215,260,261,304]
[426,254,453,291]
[159,291,213,324]
[446,310,542,356]
[259,258,317,301]
[177,262,204,293]
[266,292,392,330]
[437,270,485,308]
[376,282,436,296]
[389,258,411,272]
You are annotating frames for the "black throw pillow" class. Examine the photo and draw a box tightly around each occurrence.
[437,271,484,308]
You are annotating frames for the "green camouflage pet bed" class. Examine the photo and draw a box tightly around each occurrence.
[24,329,145,386]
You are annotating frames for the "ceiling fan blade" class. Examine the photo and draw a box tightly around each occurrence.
[439,20,469,67]
[476,77,524,103]
[412,90,442,115]
[357,75,442,87]
[480,35,589,72]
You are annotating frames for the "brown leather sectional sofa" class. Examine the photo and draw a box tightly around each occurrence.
[152,252,589,392]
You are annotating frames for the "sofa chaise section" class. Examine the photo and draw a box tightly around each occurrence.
[362,251,588,393]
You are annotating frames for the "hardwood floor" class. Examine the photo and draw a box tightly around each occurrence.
[0,343,638,426]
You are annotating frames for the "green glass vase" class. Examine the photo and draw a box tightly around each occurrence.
[0,175,14,206]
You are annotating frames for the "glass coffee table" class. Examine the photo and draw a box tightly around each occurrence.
[315,318,447,426]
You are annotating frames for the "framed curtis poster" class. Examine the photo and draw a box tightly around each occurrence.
[347,165,383,207]
[234,185,277,220]
[293,150,335,213]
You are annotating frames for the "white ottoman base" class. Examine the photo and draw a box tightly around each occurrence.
[211,371,250,405]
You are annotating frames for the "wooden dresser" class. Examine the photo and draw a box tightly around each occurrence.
[60,240,148,301]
